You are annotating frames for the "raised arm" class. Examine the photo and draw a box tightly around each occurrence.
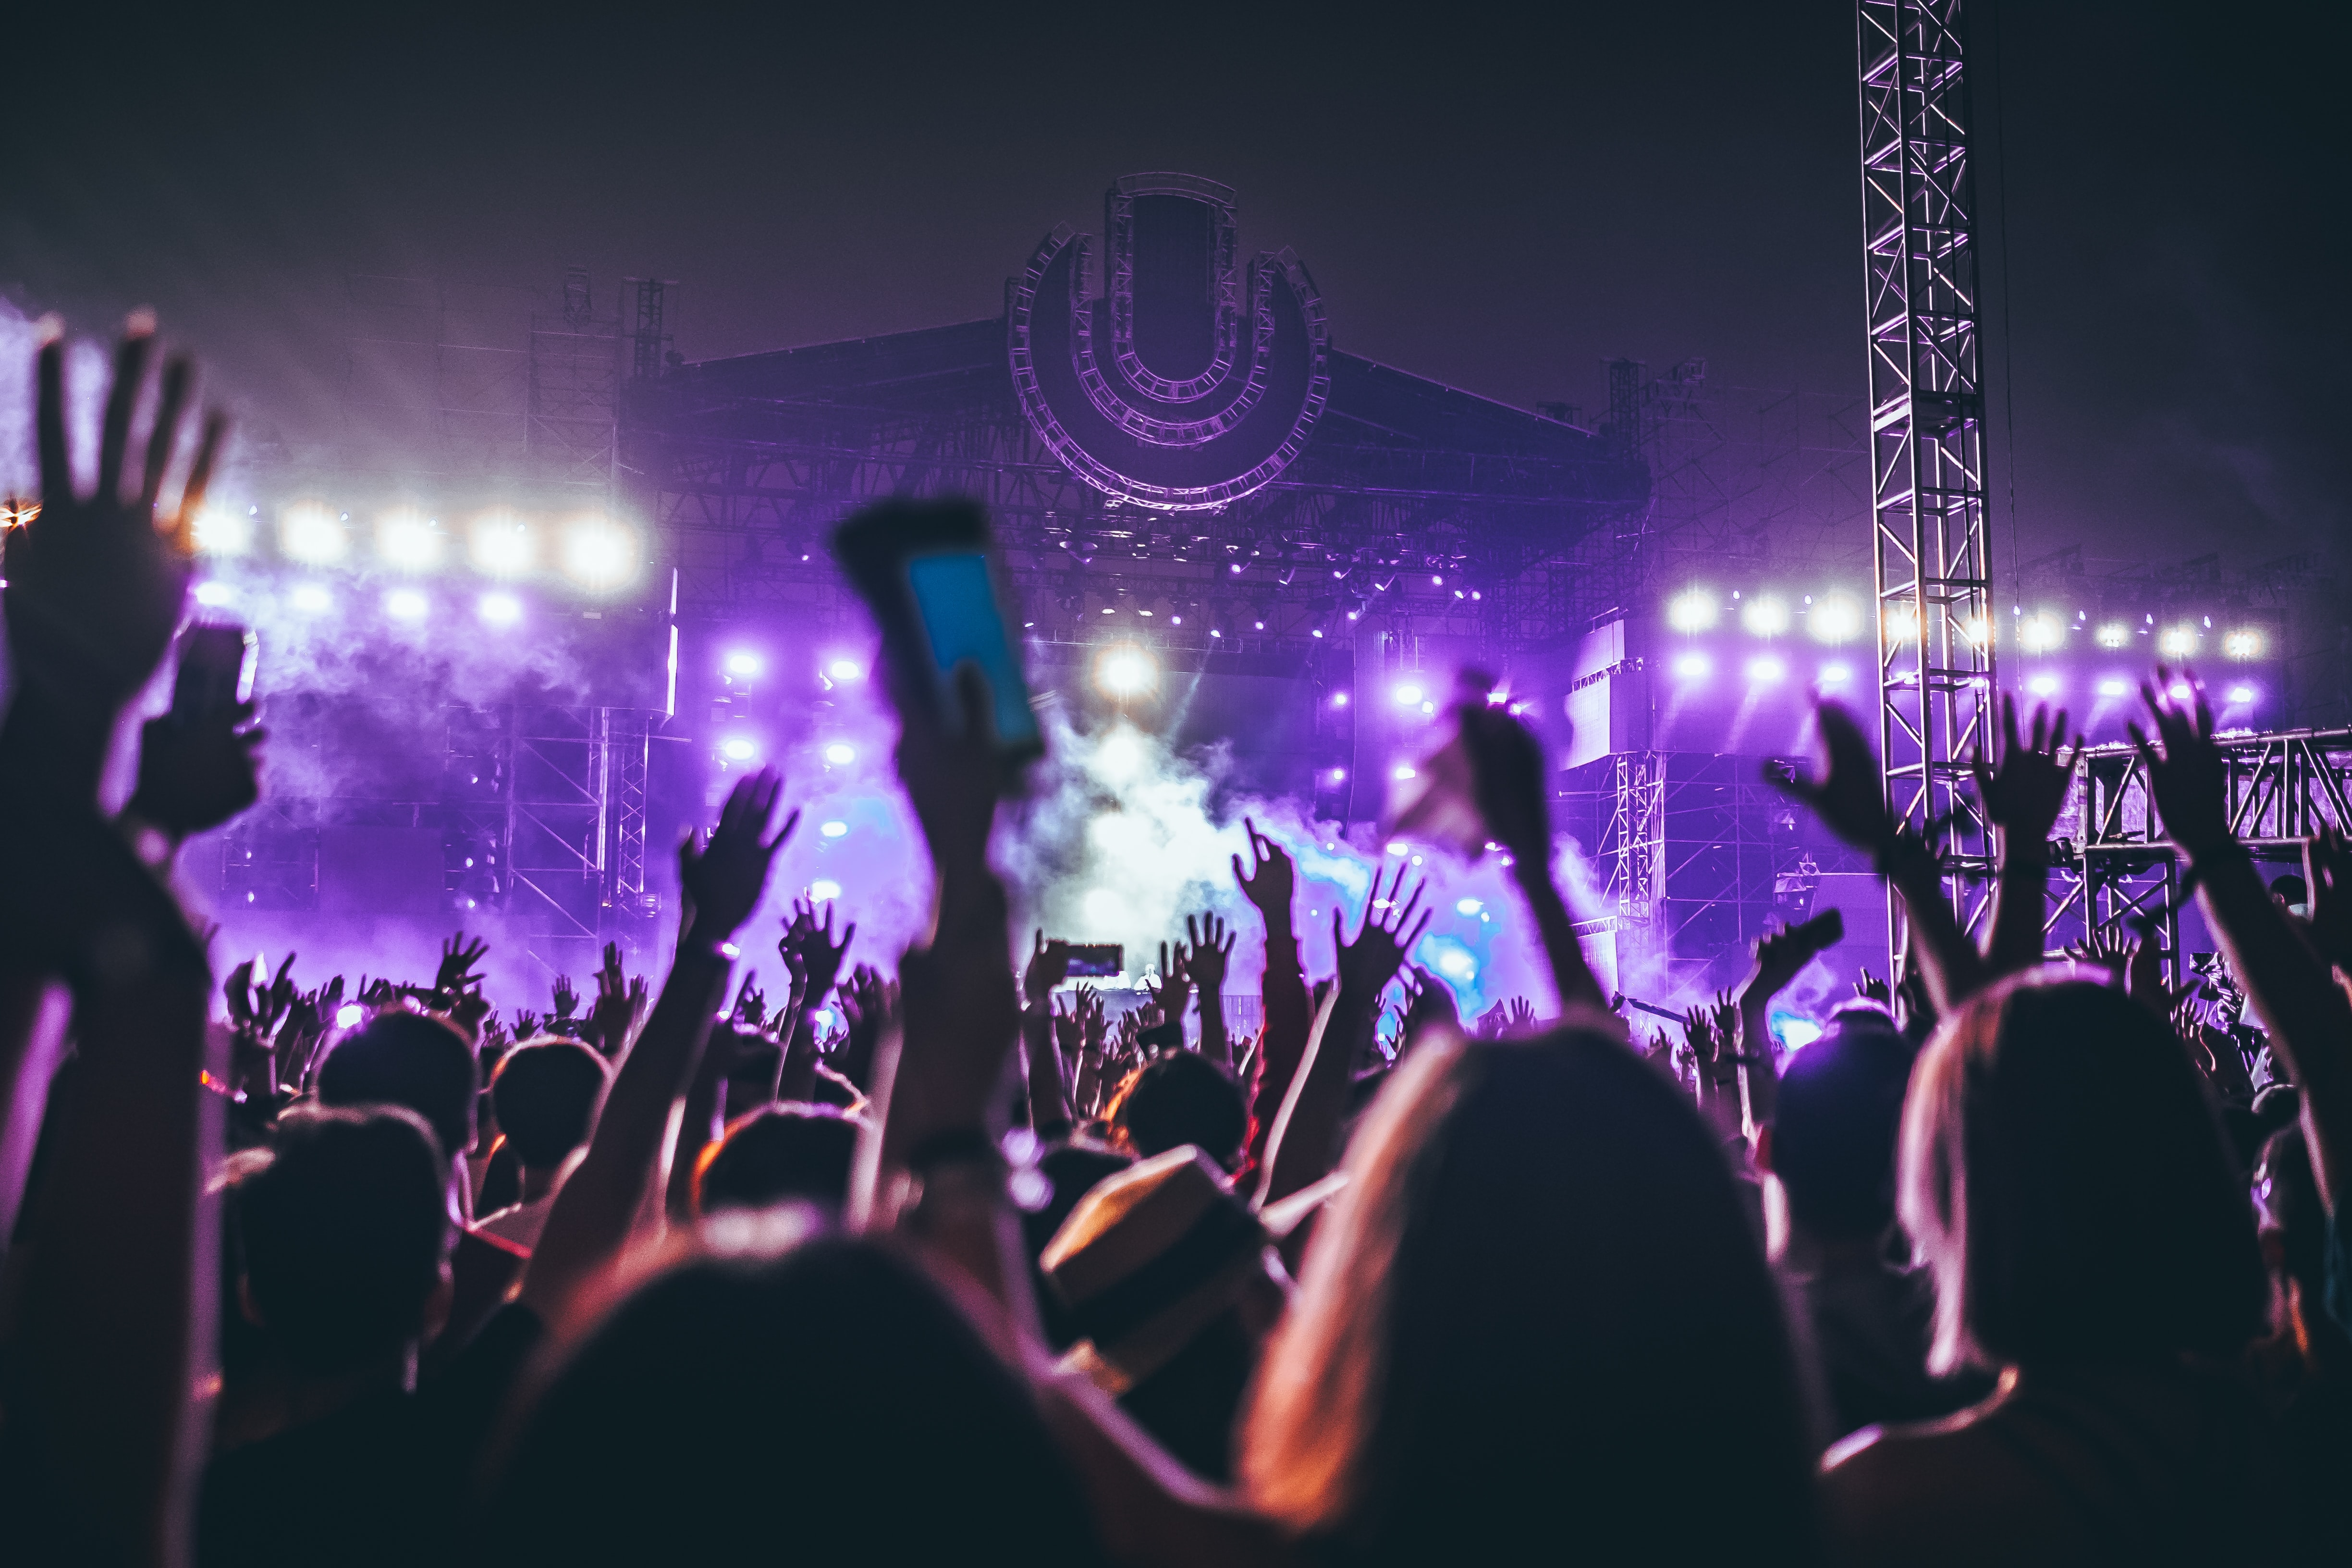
[1734,910,1843,1135]
[1021,931,1075,1133]
[1256,862,1428,1206]
[1769,699,1989,1015]
[1456,692,1607,1013]
[1236,820,1309,1171]
[2133,670,2352,1211]
[1976,696,2079,981]
[0,320,228,1567]
[521,770,794,1315]
[1185,912,1237,1069]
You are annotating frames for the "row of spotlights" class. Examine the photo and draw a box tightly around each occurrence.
[1672,589,2268,662]
[207,504,642,592]
[195,579,531,627]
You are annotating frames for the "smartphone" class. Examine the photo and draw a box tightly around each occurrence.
[172,622,257,725]
[1061,942,1122,978]
[831,500,1044,772]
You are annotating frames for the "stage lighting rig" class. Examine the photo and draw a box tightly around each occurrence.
[281,503,350,564]
[1667,588,1718,633]
[377,510,445,571]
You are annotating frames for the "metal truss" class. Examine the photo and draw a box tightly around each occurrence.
[527,267,621,494]
[2042,727,2352,980]
[1858,0,1997,966]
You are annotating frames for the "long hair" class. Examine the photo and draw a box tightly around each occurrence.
[1240,1029,1819,1564]
[1898,975,2266,1375]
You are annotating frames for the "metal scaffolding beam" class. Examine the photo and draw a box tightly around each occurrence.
[1857,0,1997,965]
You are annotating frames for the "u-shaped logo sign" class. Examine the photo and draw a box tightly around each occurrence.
[1009,173,1331,512]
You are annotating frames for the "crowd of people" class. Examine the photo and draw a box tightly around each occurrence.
[2,325,2347,1566]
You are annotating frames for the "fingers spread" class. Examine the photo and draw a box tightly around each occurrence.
[98,324,155,505]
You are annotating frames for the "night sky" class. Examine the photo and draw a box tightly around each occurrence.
[8,3,2346,576]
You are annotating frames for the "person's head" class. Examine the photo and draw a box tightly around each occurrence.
[1109,1050,1247,1170]
[1899,975,2266,1377]
[691,1104,860,1216]
[317,1008,478,1163]
[1020,1140,1134,1351]
[491,1038,609,1172]
[1241,1030,1818,1564]
[479,1229,1102,1566]
[2269,873,2308,912]
[230,1106,453,1375]
[1760,1007,1914,1245]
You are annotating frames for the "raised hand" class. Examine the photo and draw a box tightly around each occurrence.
[588,940,645,1052]
[255,952,298,1036]
[222,956,258,1027]
[1024,929,1072,1005]
[733,970,768,1028]
[551,975,579,1021]
[1506,996,1537,1032]
[1974,695,2080,848]
[680,768,797,943]
[1334,860,1432,1005]
[1145,939,1191,1020]
[781,895,855,1002]
[1854,968,1892,1005]
[1457,690,1553,862]
[2130,667,2233,859]
[7,319,225,740]
[1231,816,1297,929]
[512,1009,543,1042]
[1076,984,1107,1054]
[1768,700,1896,853]
[1749,910,1844,1002]
[437,930,490,997]
[1184,911,1237,995]
[834,963,895,1090]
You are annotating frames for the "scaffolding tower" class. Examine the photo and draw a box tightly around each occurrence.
[1857,0,1998,961]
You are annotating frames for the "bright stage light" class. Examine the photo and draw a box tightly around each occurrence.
[561,514,639,592]
[2095,623,2130,649]
[1809,595,1862,643]
[1392,683,1423,705]
[192,505,254,555]
[1093,642,1160,698]
[193,581,235,607]
[1960,614,1990,646]
[291,582,333,613]
[1746,655,1787,683]
[2025,672,2060,697]
[385,588,428,622]
[2019,612,2065,653]
[1666,588,1719,633]
[2096,676,2131,698]
[809,879,842,901]
[1740,596,1790,637]
[721,737,757,761]
[820,820,849,838]
[724,651,762,677]
[334,1002,366,1029]
[2223,629,2265,660]
[469,512,535,576]
[1328,767,1348,783]
[2228,684,2257,704]
[1672,651,1711,680]
[2159,625,2198,657]
[1456,897,1482,916]
[2168,682,2193,701]
[826,658,864,681]
[377,510,444,571]
[477,591,522,627]
[280,503,348,564]
[1819,662,1853,686]
[1392,764,1417,781]
[823,743,856,765]
[1885,603,1919,641]
[1331,691,1349,709]
[1773,1017,1824,1050]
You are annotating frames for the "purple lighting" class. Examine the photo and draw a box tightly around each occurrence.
[1672,652,1710,680]
[1745,654,1787,683]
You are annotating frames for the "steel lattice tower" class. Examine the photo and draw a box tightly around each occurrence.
[1857,0,1997,960]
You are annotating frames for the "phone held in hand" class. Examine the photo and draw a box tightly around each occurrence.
[1061,943,1122,979]
[172,622,257,725]
[830,499,1044,776]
